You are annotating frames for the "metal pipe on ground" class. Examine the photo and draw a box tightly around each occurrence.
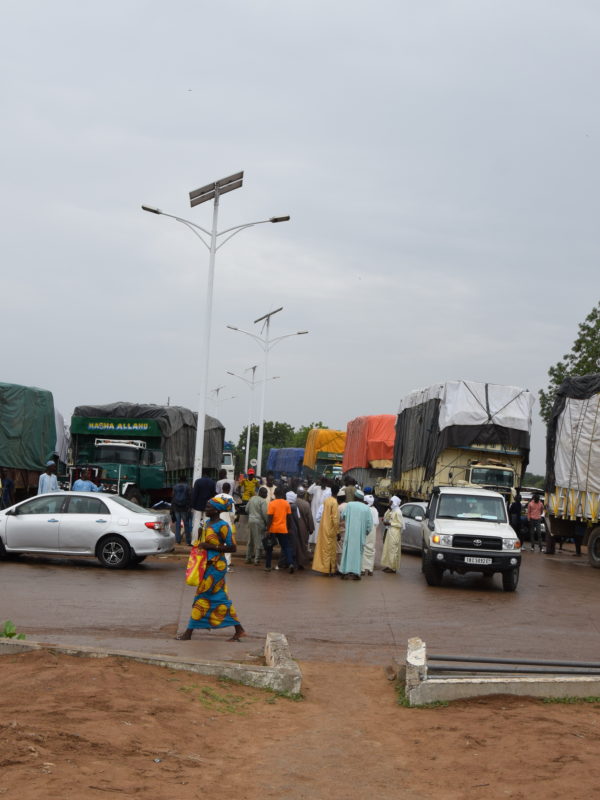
[429,654,600,669]
[429,664,600,676]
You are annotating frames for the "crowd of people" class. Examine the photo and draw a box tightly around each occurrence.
[175,468,406,581]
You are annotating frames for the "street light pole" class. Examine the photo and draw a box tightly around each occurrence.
[227,366,280,475]
[226,309,308,475]
[142,173,290,488]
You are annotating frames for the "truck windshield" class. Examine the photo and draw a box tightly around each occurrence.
[437,494,507,522]
[222,453,233,466]
[470,468,514,488]
[94,446,140,465]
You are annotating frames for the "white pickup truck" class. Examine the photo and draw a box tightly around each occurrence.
[421,486,522,591]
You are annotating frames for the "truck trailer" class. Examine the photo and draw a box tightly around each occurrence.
[70,402,224,506]
[302,428,346,482]
[378,381,534,503]
[266,447,305,479]
[545,374,600,567]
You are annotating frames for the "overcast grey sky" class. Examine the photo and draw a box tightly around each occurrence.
[2,1,599,473]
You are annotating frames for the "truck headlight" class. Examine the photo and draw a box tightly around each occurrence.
[503,539,520,550]
[432,534,453,547]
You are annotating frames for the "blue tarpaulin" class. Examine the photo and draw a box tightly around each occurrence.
[266,447,304,477]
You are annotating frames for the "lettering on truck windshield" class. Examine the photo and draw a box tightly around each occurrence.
[437,495,507,522]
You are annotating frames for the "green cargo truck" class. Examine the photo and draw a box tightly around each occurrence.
[70,403,225,506]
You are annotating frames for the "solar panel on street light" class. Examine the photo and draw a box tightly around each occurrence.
[217,178,243,197]
[190,189,216,208]
[216,171,244,188]
[254,307,283,325]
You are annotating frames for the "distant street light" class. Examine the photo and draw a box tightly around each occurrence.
[227,366,281,475]
[142,172,290,486]
[227,307,308,475]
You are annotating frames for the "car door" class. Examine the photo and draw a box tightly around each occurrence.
[5,495,67,551]
[401,505,419,550]
[59,495,112,552]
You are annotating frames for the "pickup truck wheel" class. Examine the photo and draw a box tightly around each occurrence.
[422,552,444,586]
[97,536,131,569]
[502,566,519,592]
[587,527,600,569]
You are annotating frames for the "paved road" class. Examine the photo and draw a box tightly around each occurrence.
[2,534,599,666]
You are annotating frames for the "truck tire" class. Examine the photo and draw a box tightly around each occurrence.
[125,487,143,506]
[97,535,131,569]
[422,552,444,586]
[587,527,600,569]
[502,566,519,592]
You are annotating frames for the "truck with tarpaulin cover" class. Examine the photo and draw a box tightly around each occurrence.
[342,415,396,500]
[545,374,600,567]
[302,428,346,481]
[266,447,305,479]
[376,381,533,503]
[0,382,68,502]
[70,403,225,506]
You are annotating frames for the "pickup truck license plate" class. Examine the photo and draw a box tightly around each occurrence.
[464,556,493,565]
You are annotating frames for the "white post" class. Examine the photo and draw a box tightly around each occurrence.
[244,366,256,475]
[192,192,220,486]
[256,318,270,477]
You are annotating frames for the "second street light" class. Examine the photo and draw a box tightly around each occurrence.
[141,172,290,488]
[227,308,308,475]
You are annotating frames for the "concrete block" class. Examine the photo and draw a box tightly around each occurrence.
[410,675,600,706]
[405,637,427,694]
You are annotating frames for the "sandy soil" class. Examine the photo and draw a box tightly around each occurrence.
[1,651,599,800]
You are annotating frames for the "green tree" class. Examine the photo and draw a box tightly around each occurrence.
[236,421,296,473]
[292,421,327,448]
[539,301,600,425]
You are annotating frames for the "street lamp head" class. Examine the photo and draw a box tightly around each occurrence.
[226,371,235,376]
[270,216,290,223]
[297,331,309,335]
[141,205,162,215]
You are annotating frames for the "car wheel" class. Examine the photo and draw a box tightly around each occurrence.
[502,566,519,592]
[422,551,444,586]
[587,527,600,569]
[97,536,131,569]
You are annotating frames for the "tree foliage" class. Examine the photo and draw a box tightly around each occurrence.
[539,301,600,425]
[235,420,328,473]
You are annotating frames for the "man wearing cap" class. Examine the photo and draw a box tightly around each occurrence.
[339,489,373,580]
[38,461,59,494]
[240,470,259,506]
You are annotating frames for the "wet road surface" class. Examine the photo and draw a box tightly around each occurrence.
[2,535,599,666]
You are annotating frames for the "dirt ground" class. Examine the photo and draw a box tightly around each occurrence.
[1,651,599,799]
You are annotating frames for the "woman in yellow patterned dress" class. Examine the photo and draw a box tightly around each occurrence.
[176,496,246,642]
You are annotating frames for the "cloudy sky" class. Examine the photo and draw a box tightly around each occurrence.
[2,1,599,473]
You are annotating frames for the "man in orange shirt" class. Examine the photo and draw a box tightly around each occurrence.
[526,493,545,552]
[266,486,295,573]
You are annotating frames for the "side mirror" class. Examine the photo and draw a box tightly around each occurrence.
[5,508,16,516]
[414,515,424,522]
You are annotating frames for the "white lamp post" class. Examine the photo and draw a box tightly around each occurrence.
[227,308,308,475]
[141,172,290,486]
[227,366,280,475]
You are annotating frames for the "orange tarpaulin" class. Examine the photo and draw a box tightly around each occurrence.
[342,415,396,472]
[302,428,346,469]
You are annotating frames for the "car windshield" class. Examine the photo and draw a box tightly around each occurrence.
[470,468,514,488]
[437,494,507,522]
[94,446,140,465]
[109,495,150,513]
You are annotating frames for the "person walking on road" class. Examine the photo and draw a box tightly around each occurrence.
[38,461,59,494]
[312,484,340,576]
[240,469,259,507]
[361,494,379,576]
[508,492,522,539]
[176,496,245,642]
[381,496,404,573]
[295,485,315,551]
[246,486,268,565]
[339,489,372,580]
[307,476,329,547]
[285,490,311,569]
[192,471,216,532]
[266,486,296,573]
[171,476,193,546]
[526,493,545,552]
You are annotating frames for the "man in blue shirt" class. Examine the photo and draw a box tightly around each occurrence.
[72,469,102,492]
[38,461,59,494]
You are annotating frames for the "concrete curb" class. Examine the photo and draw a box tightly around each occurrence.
[0,632,302,695]
[400,638,600,706]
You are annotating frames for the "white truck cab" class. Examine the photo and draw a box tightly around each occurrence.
[421,486,521,591]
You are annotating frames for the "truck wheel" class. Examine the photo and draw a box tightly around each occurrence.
[587,528,600,569]
[502,567,519,592]
[97,536,131,569]
[125,488,143,506]
[422,552,444,586]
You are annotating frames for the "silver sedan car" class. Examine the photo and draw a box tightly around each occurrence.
[0,492,175,568]
[400,501,428,552]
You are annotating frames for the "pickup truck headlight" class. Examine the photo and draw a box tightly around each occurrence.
[431,533,453,547]
[502,539,521,550]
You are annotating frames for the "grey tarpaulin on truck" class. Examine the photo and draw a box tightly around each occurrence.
[392,381,533,481]
[0,382,57,470]
[72,403,224,473]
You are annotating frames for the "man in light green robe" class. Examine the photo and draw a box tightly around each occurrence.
[339,490,373,580]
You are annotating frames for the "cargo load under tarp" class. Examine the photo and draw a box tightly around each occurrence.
[303,429,346,470]
[545,374,600,520]
[0,382,57,470]
[342,415,396,472]
[392,381,533,481]
[72,403,224,472]
[267,447,305,477]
